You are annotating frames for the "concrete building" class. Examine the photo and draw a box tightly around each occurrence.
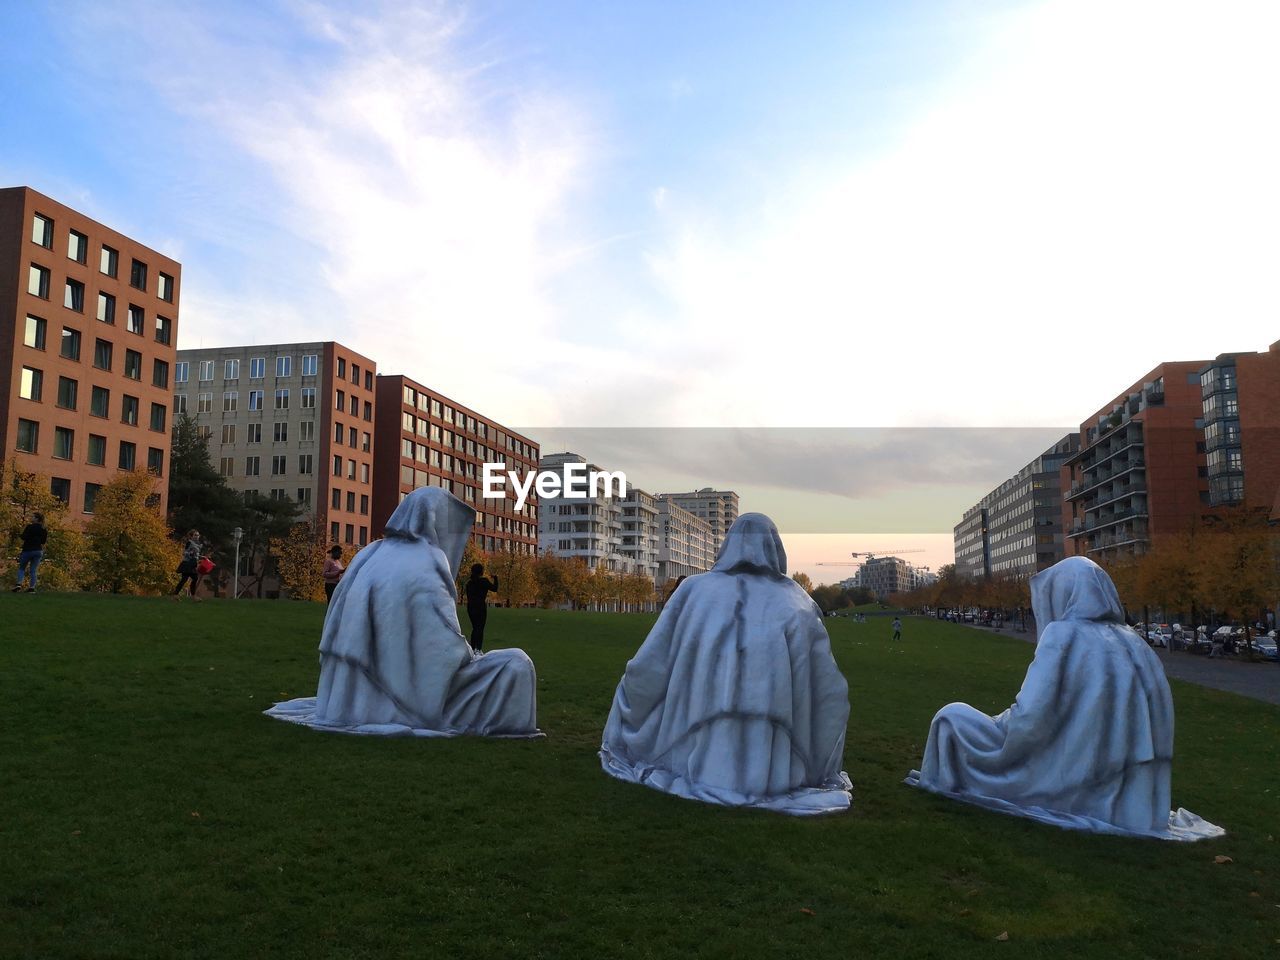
[371,374,539,553]
[1062,361,1209,561]
[655,488,739,551]
[656,497,716,584]
[538,452,631,572]
[850,555,935,600]
[618,487,660,580]
[1,186,181,516]
[1198,342,1280,511]
[953,434,1079,579]
[175,341,376,547]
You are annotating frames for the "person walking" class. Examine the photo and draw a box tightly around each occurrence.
[173,529,203,600]
[323,545,345,603]
[891,616,902,642]
[12,512,48,593]
[464,563,499,652]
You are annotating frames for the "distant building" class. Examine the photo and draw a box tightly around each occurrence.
[2,186,181,517]
[618,487,660,580]
[953,434,1079,579]
[851,555,934,600]
[175,341,376,548]
[1198,342,1280,511]
[655,488,739,551]
[537,452,632,573]
[656,497,715,584]
[1063,362,1209,561]
[371,374,539,553]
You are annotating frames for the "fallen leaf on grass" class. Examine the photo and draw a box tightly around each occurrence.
[995,932,1009,941]
[799,908,815,916]
[1214,855,1233,864]
[190,811,201,819]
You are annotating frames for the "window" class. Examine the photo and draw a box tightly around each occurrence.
[351,364,360,385]
[150,403,166,432]
[60,326,81,361]
[28,264,50,299]
[302,354,318,376]
[52,427,74,460]
[271,455,287,475]
[334,421,344,443]
[224,359,240,380]
[248,389,263,411]
[274,421,288,442]
[197,392,212,413]
[81,482,102,514]
[158,272,174,302]
[32,213,53,247]
[16,419,39,453]
[360,494,369,515]
[299,454,313,474]
[401,439,414,458]
[402,412,413,431]
[173,394,187,415]
[124,349,142,380]
[245,456,261,476]
[100,245,118,277]
[96,291,115,325]
[346,491,356,512]
[270,488,287,501]
[350,395,358,415]
[337,358,346,378]
[331,488,341,509]
[347,459,356,480]
[363,401,372,422]
[87,434,106,466]
[121,394,139,425]
[362,432,371,452]
[94,338,113,370]
[68,230,87,263]
[348,426,357,448]
[365,371,373,391]
[246,423,262,444]
[91,385,109,417]
[297,487,312,505]
[301,387,316,408]
[56,376,77,410]
[249,357,265,379]
[221,423,236,444]
[198,360,214,381]
[274,388,289,409]
[130,258,148,291]
[336,390,345,410]
[64,279,85,312]
[155,316,172,345]
[118,441,136,470]
[275,355,291,377]
[345,524,354,545]
[50,477,71,503]
[146,447,164,476]
[127,304,144,334]
[219,457,234,477]
[223,391,238,412]
[332,455,342,476]
[152,359,169,388]
[20,366,43,401]
[331,521,339,542]
[299,420,315,441]
[175,361,189,383]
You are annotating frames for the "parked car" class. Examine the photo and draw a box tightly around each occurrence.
[1147,625,1172,648]
[1254,636,1279,661]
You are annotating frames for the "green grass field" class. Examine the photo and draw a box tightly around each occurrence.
[2,595,1277,959]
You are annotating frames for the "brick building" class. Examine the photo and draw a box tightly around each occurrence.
[0,186,181,516]
[372,375,538,552]
[1198,342,1280,511]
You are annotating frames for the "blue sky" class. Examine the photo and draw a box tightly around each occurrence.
[4,0,1279,574]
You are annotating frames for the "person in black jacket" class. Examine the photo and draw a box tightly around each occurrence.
[464,563,499,652]
[13,512,48,593]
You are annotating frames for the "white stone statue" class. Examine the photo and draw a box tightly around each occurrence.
[265,487,540,738]
[905,556,1222,840]
[600,513,852,815]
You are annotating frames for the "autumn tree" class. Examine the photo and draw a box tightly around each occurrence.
[270,516,329,602]
[1196,508,1279,653]
[489,546,538,607]
[234,493,303,598]
[792,571,814,593]
[83,471,179,594]
[0,459,85,591]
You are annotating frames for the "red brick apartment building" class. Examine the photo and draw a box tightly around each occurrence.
[175,341,377,547]
[1062,361,1210,561]
[0,187,180,517]
[1198,342,1280,512]
[372,375,539,553]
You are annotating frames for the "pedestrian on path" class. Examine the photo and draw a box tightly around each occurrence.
[465,563,499,652]
[13,512,48,593]
[323,545,345,603]
[892,617,902,641]
[173,529,204,600]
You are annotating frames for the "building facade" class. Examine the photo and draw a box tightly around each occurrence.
[953,434,1079,579]
[1198,342,1280,511]
[537,452,632,572]
[0,186,181,517]
[618,487,660,580]
[851,555,935,599]
[655,497,715,584]
[175,341,377,547]
[655,488,739,551]
[1062,362,1209,561]
[371,374,539,552]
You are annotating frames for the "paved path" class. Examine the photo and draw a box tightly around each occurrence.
[974,622,1280,706]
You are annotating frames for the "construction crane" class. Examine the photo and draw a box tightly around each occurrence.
[817,549,925,566]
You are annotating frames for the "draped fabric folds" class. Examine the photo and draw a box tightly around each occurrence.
[600,514,852,815]
[905,556,1222,840]
[265,487,540,739]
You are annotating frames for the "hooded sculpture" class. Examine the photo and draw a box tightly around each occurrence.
[905,556,1221,840]
[599,513,852,815]
[265,487,540,738]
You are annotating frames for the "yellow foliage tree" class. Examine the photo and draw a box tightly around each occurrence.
[270,517,328,602]
[0,459,86,591]
[83,471,180,594]
[489,547,538,607]
[792,571,814,593]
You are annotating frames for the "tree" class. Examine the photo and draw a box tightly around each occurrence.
[456,538,485,599]
[236,493,303,598]
[489,547,538,607]
[792,571,814,593]
[83,471,179,594]
[1196,507,1279,654]
[0,459,85,591]
[270,517,329,602]
[167,414,244,553]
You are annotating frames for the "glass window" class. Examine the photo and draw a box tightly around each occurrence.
[274,421,288,442]
[90,385,109,417]
[83,482,101,513]
[245,456,261,477]
[301,386,316,408]
[53,426,74,459]
[50,477,71,503]
[275,355,291,377]
[337,358,346,378]
[19,366,43,401]
[100,245,118,277]
[299,454,313,475]
[197,393,212,413]
[351,364,360,385]
[118,440,136,470]
[249,357,265,379]
[173,394,187,415]
[337,390,345,409]
[299,420,315,441]
[365,371,373,391]
[130,258,148,291]
[274,388,289,409]
[223,391,238,412]
[94,339,113,370]
[56,376,77,409]
[28,264,50,299]
[68,230,87,263]
[32,213,53,247]
[87,434,106,465]
[60,326,80,360]
[224,359,240,380]
[246,423,261,443]
[155,316,172,345]
[97,292,115,324]
[248,390,263,410]
[221,423,236,444]
[150,403,167,432]
[16,418,39,452]
[219,457,234,477]
[198,360,214,381]
[301,354,318,376]
[174,361,189,383]
[127,304,144,335]
[124,349,142,380]
[64,279,85,312]
[158,272,174,302]
[153,359,169,388]
[148,447,164,476]
[121,394,139,425]
[271,455,286,475]
[24,314,46,350]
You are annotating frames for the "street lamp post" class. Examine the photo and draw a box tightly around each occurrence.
[232,527,243,600]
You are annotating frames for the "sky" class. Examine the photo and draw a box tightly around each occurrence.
[3,0,1278,580]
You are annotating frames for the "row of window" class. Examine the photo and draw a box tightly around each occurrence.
[24,318,170,384]
[217,455,313,478]
[179,355,317,383]
[331,456,371,483]
[27,267,174,342]
[18,370,168,431]
[332,422,372,451]
[330,487,371,516]
[15,418,164,474]
[400,385,535,459]
[329,521,369,547]
[335,357,373,391]
[32,212,173,300]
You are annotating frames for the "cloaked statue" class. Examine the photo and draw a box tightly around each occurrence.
[905,556,1222,840]
[600,513,852,815]
[265,487,540,738]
